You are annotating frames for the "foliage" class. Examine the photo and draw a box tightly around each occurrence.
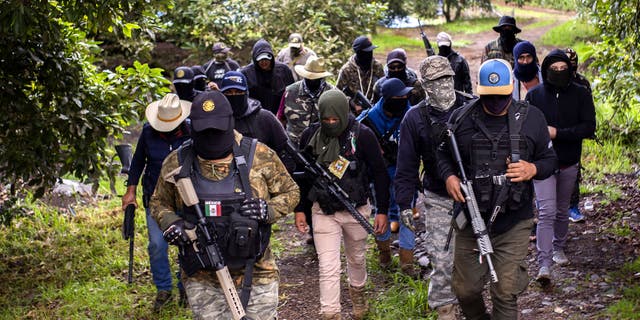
[367,271,434,318]
[442,0,493,22]
[580,0,640,146]
[606,258,640,319]
[539,19,597,48]
[507,0,578,11]
[161,0,387,72]
[0,0,171,219]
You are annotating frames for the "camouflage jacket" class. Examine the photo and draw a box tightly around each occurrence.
[283,80,335,145]
[150,131,299,284]
[481,37,524,67]
[336,55,385,103]
[275,47,317,82]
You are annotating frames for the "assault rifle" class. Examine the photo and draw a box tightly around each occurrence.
[122,204,135,284]
[285,141,375,235]
[342,86,373,110]
[417,19,435,57]
[172,175,249,320]
[447,129,499,283]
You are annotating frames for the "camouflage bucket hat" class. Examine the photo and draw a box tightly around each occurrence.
[420,55,455,82]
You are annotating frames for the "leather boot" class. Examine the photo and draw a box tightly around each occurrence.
[321,313,341,320]
[375,239,392,269]
[436,304,457,320]
[399,248,420,279]
[349,285,368,320]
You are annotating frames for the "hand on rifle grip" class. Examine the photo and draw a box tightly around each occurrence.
[163,219,195,246]
[239,198,270,223]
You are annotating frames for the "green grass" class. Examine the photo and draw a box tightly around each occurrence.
[540,19,598,52]
[605,258,640,319]
[367,272,434,319]
[372,29,427,52]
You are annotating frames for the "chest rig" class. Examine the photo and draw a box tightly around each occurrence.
[177,137,270,273]
[465,101,530,216]
[308,123,370,214]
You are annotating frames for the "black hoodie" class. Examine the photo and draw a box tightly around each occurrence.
[240,39,295,114]
[525,49,596,167]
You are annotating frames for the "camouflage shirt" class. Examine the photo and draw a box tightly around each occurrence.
[283,80,335,145]
[150,131,300,284]
[481,37,524,67]
[336,55,385,103]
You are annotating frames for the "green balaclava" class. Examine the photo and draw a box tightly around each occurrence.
[309,90,350,165]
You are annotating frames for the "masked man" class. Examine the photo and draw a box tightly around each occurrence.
[276,33,317,82]
[481,16,525,67]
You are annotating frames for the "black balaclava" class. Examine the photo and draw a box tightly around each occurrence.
[226,93,249,118]
[174,83,197,102]
[387,64,407,81]
[382,98,408,118]
[290,47,301,58]
[304,78,324,93]
[542,49,574,89]
[192,128,235,160]
[481,94,512,115]
[355,50,373,70]
[546,69,572,88]
[438,45,452,57]
[499,29,517,53]
[193,78,207,91]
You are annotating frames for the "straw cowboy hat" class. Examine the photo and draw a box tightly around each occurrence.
[294,56,333,80]
[145,93,191,132]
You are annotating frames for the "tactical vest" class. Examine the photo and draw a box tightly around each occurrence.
[176,137,270,273]
[453,100,531,215]
[359,115,400,167]
[307,123,370,214]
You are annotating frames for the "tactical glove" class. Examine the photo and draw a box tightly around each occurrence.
[239,198,270,223]
[163,219,195,246]
[400,208,416,232]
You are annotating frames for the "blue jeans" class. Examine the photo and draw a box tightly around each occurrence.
[145,208,182,291]
[375,166,415,250]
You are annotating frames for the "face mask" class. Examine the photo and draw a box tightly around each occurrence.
[438,45,452,57]
[192,128,235,160]
[546,69,572,88]
[304,78,323,92]
[174,83,195,101]
[321,121,343,137]
[193,78,207,91]
[383,98,408,117]
[499,30,517,51]
[481,94,512,115]
[513,62,539,82]
[290,47,301,57]
[388,68,406,80]
[424,77,456,112]
[215,53,227,62]
[355,51,373,70]
[225,94,249,118]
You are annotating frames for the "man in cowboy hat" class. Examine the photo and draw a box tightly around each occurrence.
[121,93,192,311]
[203,42,240,88]
[276,33,317,82]
[279,56,334,245]
[481,16,526,67]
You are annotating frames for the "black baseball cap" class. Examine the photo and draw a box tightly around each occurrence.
[352,36,377,52]
[189,91,234,132]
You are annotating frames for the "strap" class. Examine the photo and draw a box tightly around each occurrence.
[239,258,256,308]
[176,140,195,180]
[471,108,509,161]
[449,97,480,132]
[233,137,258,200]
[507,101,529,162]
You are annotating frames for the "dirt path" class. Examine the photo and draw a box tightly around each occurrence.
[275,8,640,320]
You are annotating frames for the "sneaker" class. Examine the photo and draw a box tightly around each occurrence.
[536,266,551,286]
[153,290,172,312]
[568,205,585,223]
[553,250,570,266]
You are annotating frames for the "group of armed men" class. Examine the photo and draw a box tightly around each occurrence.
[121,14,596,320]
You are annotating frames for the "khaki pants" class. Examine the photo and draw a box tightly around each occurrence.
[312,202,371,314]
[452,218,533,320]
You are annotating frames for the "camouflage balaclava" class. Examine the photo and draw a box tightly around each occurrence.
[420,56,456,112]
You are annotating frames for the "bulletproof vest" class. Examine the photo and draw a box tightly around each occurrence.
[466,101,530,214]
[308,123,370,214]
[177,137,270,272]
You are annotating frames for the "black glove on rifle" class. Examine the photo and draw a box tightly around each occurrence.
[163,219,195,245]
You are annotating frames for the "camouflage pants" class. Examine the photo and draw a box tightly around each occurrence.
[184,273,278,320]
[417,191,458,309]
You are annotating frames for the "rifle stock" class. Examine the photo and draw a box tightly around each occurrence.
[285,142,375,235]
[342,86,372,110]
[447,129,498,283]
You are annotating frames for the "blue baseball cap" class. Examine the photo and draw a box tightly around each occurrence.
[381,78,412,100]
[477,59,513,95]
[220,71,248,92]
